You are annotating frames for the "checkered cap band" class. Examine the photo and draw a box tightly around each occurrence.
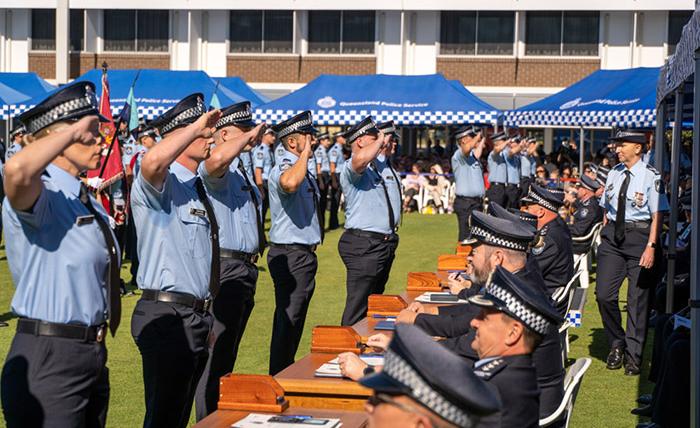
[347,118,378,144]
[455,126,479,140]
[377,123,397,135]
[215,107,253,129]
[613,130,645,140]
[485,282,552,335]
[10,125,26,138]
[159,99,205,135]
[24,88,98,134]
[383,349,475,428]
[527,188,558,212]
[469,225,530,252]
[277,115,313,139]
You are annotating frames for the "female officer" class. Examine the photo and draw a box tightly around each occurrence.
[1,82,120,427]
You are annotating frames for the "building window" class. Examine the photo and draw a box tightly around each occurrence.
[668,11,693,55]
[31,9,55,51]
[229,10,294,54]
[70,9,84,52]
[439,11,514,56]
[525,11,599,56]
[104,10,169,52]
[308,11,375,54]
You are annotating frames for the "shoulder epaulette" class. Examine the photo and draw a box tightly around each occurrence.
[646,164,660,175]
[474,358,508,380]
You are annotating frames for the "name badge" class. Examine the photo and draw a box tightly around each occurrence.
[190,208,207,218]
[76,215,95,226]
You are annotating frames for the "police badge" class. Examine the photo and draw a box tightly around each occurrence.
[531,227,547,255]
[655,179,665,194]
[633,192,645,208]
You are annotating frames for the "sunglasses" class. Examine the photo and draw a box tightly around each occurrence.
[536,169,545,173]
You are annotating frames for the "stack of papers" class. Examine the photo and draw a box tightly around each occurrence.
[315,355,385,378]
[414,292,469,304]
[232,413,342,427]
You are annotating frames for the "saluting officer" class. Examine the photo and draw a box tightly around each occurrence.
[596,130,668,376]
[338,116,401,326]
[469,266,563,428]
[253,127,275,221]
[1,82,120,427]
[130,94,221,428]
[328,131,347,230]
[194,102,266,420]
[451,125,486,243]
[486,132,508,207]
[5,120,25,162]
[315,132,332,230]
[568,175,604,254]
[520,138,538,198]
[267,111,323,375]
[504,135,522,209]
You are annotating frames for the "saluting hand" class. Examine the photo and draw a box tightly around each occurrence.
[71,115,101,146]
[194,109,221,139]
[639,246,655,269]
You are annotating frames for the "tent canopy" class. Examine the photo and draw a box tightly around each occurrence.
[213,76,269,107]
[506,67,660,129]
[254,73,500,126]
[0,72,55,116]
[12,69,249,120]
[658,10,700,104]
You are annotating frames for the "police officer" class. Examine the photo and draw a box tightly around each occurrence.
[315,132,332,231]
[520,138,538,198]
[267,111,323,375]
[521,184,575,305]
[504,135,522,209]
[486,132,508,207]
[338,116,401,326]
[596,130,669,375]
[568,175,604,254]
[328,131,347,230]
[5,120,25,162]
[1,82,120,427]
[451,125,486,242]
[194,102,266,420]
[359,324,501,428]
[253,127,275,221]
[130,94,221,428]
[469,266,563,428]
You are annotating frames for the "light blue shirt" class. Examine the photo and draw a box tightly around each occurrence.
[530,155,538,176]
[121,137,139,168]
[315,145,331,173]
[3,163,116,326]
[253,143,273,181]
[376,154,402,225]
[487,149,507,184]
[341,156,401,234]
[131,161,214,299]
[601,160,669,222]
[520,154,532,178]
[329,142,345,170]
[274,143,286,165]
[240,150,255,178]
[268,149,321,245]
[452,149,485,198]
[307,152,318,179]
[199,158,262,254]
[5,142,21,162]
[504,147,520,185]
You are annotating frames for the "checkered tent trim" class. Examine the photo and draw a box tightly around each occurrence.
[504,109,656,128]
[8,104,175,121]
[254,109,500,126]
[485,282,552,335]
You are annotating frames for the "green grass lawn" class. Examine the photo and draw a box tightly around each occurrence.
[0,213,652,427]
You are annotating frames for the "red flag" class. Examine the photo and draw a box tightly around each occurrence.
[87,68,125,215]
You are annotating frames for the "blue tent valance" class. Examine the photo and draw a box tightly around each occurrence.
[254,74,500,126]
[506,67,659,129]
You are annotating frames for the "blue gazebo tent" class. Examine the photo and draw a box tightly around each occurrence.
[213,76,269,107]
[505,67,660,129]
[0,72,55,117]
[254,73,500,126]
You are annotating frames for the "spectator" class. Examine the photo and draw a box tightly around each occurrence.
[401,163,426,212]
[424,164,450,214]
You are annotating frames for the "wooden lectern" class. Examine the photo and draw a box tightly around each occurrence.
[367,294,407,317]
[406,272,442,292]
[311,326,363,354]
[218,374,289,412]
[437,254,468,271]
[455,243,472,255]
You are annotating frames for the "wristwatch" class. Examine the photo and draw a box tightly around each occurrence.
[363,366,376,376]
[647,242,657,248]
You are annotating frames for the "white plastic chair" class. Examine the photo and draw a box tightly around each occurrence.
[539,358,593,427]
[552,270,582,305]
[572,222,603,289]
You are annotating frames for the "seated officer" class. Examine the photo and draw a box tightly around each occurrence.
[568,175,604,254]
[521,184,574,305]
[469,266,563,428]
[359,324,501,428]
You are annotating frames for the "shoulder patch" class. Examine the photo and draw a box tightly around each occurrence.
[474,358,508,381]
[646,164,660,175]
[580,208,589,218]
[256,152,264,159]
[655,178,665,194]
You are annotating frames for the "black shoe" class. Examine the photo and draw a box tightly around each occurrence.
[631,404,652,416]
[624,360,641,376]
[637,393,652,405]
[606,347,624,370]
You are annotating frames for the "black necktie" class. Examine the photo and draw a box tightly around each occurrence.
[386,160,403,225]
[615,170,631,243]
[79,184,121,336]
[306,171,324,243]
[194,177,221,298]
[371,161,396,232]
[238,161,267,256]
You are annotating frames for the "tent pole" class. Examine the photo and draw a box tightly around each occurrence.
[654,101,666,172]
[666,87,683,315]
[579,127,584,175]
[691,48,700,428]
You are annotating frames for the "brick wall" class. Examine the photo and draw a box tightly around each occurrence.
[29,52,170,80]
[437,57,600,87]
[28,52,55,79]
[227,55,376,83]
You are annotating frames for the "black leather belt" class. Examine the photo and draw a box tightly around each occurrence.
[17,318,107,343]
[269,243,318,252]
[141,289,211,312]
[609,220,651,229]
[456,195,483,201]
[346,228,398,242]
[220,248,259,264]
[506,183,520,188]
[491,182,505,186]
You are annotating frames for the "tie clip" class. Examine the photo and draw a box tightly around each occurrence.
[190,208,207,218]
[76,215,95,226]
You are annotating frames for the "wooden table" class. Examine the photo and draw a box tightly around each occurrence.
[194,407,368,428]
[274,353,372,410]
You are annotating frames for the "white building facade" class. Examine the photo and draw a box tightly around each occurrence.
[0,1,693,108]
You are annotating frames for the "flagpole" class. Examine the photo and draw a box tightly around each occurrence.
[98,62,115,178]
